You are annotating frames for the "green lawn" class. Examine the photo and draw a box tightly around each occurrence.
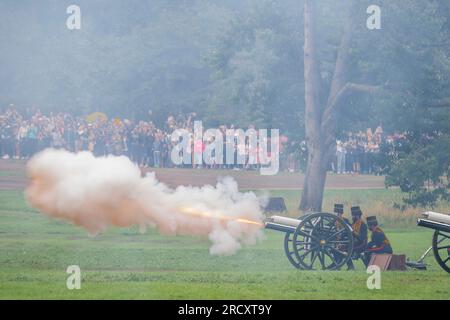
[0,189,449,299]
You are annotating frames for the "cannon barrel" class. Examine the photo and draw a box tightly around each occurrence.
[417,218,450,233]
[265,214,353,232]
[421,211,450,225]
[264,215,300,233]
[265,222,296,233]
[417,211,450,233]
[266,215,301,227]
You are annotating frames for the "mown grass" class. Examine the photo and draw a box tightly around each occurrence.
[0,189,449,299]
[1,269,449,300]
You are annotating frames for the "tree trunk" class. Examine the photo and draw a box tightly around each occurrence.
[300,0,326,212]
[300,0,356,213]
[300,142,328,212]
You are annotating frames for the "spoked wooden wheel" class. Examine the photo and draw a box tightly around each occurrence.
[284,212,353,270]
[432,230,450,274]
[284,232,306,269]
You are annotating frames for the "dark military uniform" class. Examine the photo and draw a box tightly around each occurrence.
[364,225,393,264]
[352,219,368,253]
[367,226,392,253]
[331,204,351,268]
[347,206,369,269]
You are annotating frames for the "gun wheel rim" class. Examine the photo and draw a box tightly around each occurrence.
[432,230,450,274]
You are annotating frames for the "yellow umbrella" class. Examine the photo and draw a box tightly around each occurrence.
[86,112,108,124]
[113,118,123,127]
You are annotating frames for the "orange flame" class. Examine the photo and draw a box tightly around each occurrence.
[178,207,263,227]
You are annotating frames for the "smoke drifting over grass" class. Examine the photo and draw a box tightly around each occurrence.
[25,149,264,255]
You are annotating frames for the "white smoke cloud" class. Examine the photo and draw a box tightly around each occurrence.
[25,149,264,255]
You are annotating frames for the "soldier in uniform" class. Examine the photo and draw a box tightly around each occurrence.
[334,204,350,225]
[347,206,368,269]
[331,204,352,268]
[364,216,393,265]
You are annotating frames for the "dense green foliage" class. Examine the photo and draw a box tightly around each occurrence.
[1,1,448,130]
[383,134,450,208]
[375,1,450,208]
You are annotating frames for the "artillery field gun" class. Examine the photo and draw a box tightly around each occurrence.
[265,212,354,270]
[417,211,450,274]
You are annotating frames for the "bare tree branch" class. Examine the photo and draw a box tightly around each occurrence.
[345,82,382,93]
[331,82,383,108]
[320,81,383,134]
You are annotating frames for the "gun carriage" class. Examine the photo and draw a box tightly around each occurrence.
[417,211,450,274]
[265,212,354,270]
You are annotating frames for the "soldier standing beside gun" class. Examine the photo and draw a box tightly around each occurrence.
[334,204,350,226]
[331,204,352,268]
[347,206,368,269]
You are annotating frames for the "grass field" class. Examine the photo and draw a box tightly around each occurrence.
[0,188,449,299]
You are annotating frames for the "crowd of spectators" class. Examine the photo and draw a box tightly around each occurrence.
[1,105,400,174]
[0,106,192,168]
[0,106,278,170]
[333,127,384,175]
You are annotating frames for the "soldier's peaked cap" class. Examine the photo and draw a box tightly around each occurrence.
[334,204,344,214]
[351,206,363,216]
[367,216,378,227]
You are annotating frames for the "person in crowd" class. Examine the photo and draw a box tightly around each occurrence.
[193,134,204,169]
[336,140,346,174]
[153,133,162,168]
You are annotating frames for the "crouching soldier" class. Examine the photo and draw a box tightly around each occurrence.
[364,216,393,265]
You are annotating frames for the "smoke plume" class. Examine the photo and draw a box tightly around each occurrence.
[25,149,264,255]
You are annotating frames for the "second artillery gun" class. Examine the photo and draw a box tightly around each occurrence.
[415,211,450,274]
